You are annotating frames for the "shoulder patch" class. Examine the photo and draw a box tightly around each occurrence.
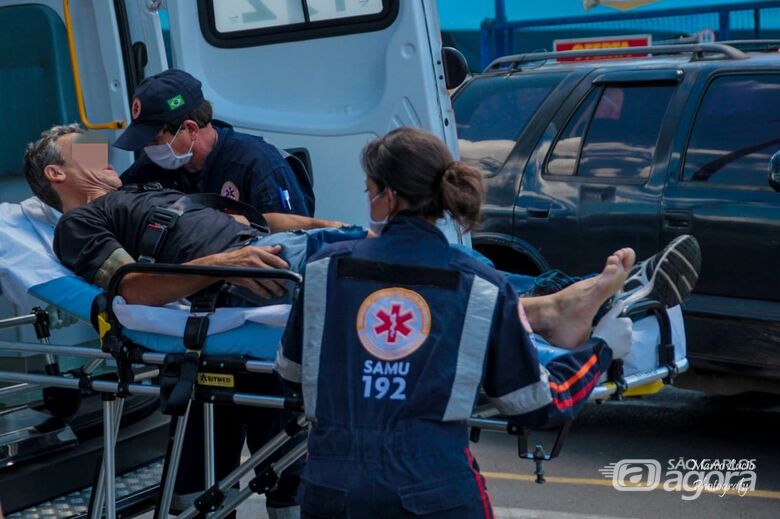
[131,98,142,120]
[220,181,240,201]
[356,287,431,361]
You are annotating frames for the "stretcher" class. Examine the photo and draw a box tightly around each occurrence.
[0,197,689,517]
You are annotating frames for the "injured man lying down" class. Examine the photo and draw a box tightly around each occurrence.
[17,124,700,358]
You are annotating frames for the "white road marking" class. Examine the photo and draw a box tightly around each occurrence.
[494,508,638,519]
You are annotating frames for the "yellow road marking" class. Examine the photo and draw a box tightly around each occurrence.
[482,472,780,500]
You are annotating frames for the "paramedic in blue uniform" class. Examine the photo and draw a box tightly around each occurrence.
[112,69,314,518]
[115,68,315,216]
[274,128,634,518]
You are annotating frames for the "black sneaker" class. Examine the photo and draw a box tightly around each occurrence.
[618,235,702,308]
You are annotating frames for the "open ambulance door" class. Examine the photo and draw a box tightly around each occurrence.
[0,0,144,342]
[161,0,462,235]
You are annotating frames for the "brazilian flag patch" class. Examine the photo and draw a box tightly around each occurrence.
[166,94,185,110]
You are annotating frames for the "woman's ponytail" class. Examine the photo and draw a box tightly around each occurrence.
[439,161,483,231]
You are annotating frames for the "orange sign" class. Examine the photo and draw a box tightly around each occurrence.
[554,34,652,61]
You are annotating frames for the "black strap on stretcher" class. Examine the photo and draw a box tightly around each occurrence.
[158,284,222,415]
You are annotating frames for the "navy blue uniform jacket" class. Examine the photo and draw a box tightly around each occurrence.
[120,120,315,216]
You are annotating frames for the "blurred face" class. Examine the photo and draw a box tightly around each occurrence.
[57,133,122,192]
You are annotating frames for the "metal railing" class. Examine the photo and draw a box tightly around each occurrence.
[481,0,780,68]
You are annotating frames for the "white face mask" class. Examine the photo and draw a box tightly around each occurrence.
[368,190,388,235]
[144,126,194,170]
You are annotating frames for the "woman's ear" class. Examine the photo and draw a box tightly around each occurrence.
[386,189,408,215]
[44,164,66,184]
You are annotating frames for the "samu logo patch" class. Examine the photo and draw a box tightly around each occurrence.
[356,287,431,361]
[220,181,239,200]
[166,94,185,110]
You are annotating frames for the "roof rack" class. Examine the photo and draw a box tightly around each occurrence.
[717,40,780,52]
[484,43,747,73]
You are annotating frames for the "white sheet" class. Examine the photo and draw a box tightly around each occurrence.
[0,198,69,305]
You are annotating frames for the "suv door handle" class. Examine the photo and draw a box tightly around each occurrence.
[526,207,551,219]
[663,210,691,229]
[581,185,615,202]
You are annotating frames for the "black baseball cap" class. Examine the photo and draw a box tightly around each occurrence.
[114,69,205,151]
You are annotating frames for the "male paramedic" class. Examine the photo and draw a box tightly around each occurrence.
[116,69,315,217]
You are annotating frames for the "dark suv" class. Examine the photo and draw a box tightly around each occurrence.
[452,42,780,395]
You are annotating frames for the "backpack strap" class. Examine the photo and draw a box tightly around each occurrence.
[137,193,268,264]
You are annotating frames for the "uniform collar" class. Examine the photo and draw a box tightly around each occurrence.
[200,120,232,174]
[381,213,448,243]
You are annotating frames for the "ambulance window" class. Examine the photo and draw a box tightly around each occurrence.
[198,0,398,48]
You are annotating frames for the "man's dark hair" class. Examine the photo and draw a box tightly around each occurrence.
[24,124,84,211]
[162,99,213,133]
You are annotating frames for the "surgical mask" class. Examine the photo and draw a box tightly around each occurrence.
[144,126,194,170]
[368,190,389,235]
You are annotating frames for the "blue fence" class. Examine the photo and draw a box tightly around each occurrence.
[480,0,780,69]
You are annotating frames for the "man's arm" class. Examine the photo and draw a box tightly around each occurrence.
[107,246,290,306]
[263,212,345,232]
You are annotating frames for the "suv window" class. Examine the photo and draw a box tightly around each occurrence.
[683,74,780,189]
[547,84,675,178]
[455,73,565,174]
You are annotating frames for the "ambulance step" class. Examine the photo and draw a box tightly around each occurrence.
[9,460,163,519]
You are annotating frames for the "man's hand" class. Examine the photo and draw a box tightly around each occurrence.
[210,245,290,299]
[228,214,251,226]
[321,219,347,228]
[263,213,347,232]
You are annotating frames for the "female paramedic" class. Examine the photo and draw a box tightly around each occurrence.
[274,127,633,518]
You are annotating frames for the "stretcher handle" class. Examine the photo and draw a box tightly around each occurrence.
[106,263,302,304]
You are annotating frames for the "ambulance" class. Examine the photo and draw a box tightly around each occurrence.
[0,1,467,515]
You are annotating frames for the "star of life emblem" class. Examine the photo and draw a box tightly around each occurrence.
[356,287,431,361]
[220,181,239,201]
[131,98,142,120]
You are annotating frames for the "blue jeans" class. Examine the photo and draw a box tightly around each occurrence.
[449,244,589,296]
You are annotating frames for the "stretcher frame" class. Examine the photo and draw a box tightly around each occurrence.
[0,264,689,518]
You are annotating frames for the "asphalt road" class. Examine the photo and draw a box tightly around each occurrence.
[471,387,780,519]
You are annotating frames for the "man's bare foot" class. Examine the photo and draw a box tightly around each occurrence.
[521,248,635,348]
